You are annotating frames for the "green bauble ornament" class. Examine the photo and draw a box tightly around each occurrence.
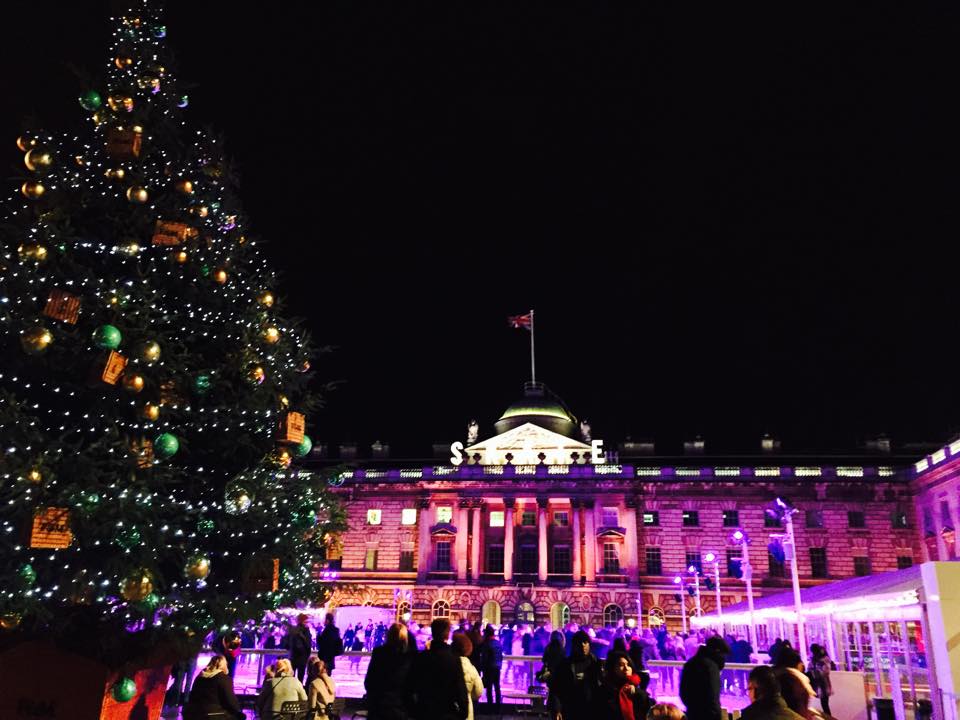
[328,472,346,487]
[294,435,313,458]
[115,526,141,550]
[111,677,137,703]
[193,374,212,395]
[197,518,214,535]
[291,507,317,530]
[135,592,160,613]
[92,324,122,350]
[77,490,100,510]
[152,24,167,38]
[265,592,282,610]
[79,90,102,111]
[19,563,37,586]
[154,433,179,459]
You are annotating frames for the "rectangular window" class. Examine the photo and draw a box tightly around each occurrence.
[364,548,378,570]
[810,548,828,578]
[726,548,743,578]
[552,545,571,574]
[487,545,504,573]
[521,511,537,527]
[602,507,619,527]
[723,510,739,527]
[848,511,866,529]
[923,507,935,534]
[401,508,418,526]
[854,556,871,577]
[806,510,824,528]
[645,547,662,575]
[489,510,505,528]
[603,543,620,574]
[436,506,453,524]
[436,541,451,571]
[897,555,913,570]
[366,509,382,525]
[768,551,785,578]
[553,511,569,527]
[685,551,702,574]
[399,550,414,572]
[765,513,782,528]
[892,511,910,530]
[643,511,659,526]
[520,544,538,573]
[682,510,700,527]
[941,501,954,528]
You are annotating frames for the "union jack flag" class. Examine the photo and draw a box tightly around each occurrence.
[508,313,532,330]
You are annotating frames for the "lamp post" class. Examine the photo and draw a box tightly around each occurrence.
[674,575,688,634]
[704,552,722,624]
[732,530,758,655]
[780,501,808,665]
[689,564,703,617]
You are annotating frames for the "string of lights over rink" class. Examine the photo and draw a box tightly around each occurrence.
[0,0,344,661]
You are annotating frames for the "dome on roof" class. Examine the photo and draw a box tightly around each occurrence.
[493,382,578,438]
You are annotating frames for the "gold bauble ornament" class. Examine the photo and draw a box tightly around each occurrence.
[213,268,228,284]
[27,468,43,484]
[139,341,161,363]
[248,365,266,385]
[120,240,141,256]
[122,373,145,393]
[174,179,194,194]
[278,394,290,408]
[126,186,148,204]
[262,326,281,344]
[272,448,293,469]
[257,291,275,308]
[17,242,48,262]
[16,135,36,152]
[191,205,209,218]
[21,326,53,354]
[0,613,22,631]
[141,403,160,421]
[24,147,53,171]
[105,168,126,181]
[114,55,133,69]
[120,569,154,602]
[174,250,189,264]
[21,181,45,199]
[107,95,134,112]
[185,555,211,580]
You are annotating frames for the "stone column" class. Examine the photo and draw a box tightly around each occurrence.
[623,497,640,585]
[504,498,515,582]
[470,502,482,582]
[416,498,432,582]
[584,500,596,584]
[572,500,583,582]
[538,497,549,584]
[456,501,469,583]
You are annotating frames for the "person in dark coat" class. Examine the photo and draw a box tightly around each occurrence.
[478,625,504,708]
[285,614,315,684]
[627,640,651,692]
[406,618,469,720]
[316,612,344,673]
[365,622,416,720]
[679,635,730,720]
[539,631,566,715]
[182,655,244,720]
[551,630,603,720]
[741,666,806,720]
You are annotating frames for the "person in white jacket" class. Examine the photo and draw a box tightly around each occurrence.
[453,631,484,720]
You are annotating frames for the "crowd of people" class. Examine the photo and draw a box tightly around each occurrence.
[172,611,837,720]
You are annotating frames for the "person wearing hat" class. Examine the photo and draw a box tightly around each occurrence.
[285,614,314,684]
[679,635,731,720]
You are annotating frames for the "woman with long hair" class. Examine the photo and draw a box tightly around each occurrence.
[182,655,244,720]
[452,631,484,720]
[365,622,416,720]
[307,656,337,720]
[257,657,308,720]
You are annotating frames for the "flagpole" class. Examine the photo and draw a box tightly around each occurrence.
[529,309,536,384]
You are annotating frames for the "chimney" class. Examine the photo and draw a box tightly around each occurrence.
[371,441,390,459]
[618,437,656,455]
[683,436,705,455]
[761,434,781,453]
[338,443,357,460]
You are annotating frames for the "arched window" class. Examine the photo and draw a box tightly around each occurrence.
[516,601,536,624]
[396,600,411,622]
[432,599,450,619]
[603,603,623,626]
[648,607,666,628]
[550,602,571,629]
[481,600,501,626]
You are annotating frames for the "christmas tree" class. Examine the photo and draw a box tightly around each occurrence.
[0,1,343,666]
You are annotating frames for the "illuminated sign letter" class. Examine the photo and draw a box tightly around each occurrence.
[591,439,605,464]
[450,441,464,466]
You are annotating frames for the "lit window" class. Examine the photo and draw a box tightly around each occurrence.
[366,509,382,525]
[364,548,378,570]
[436,506,453,524]
[489,511,505,527]
[401,508,417,525]
[643,511,659,526]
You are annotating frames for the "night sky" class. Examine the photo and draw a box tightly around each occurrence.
[4,2,960,456]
